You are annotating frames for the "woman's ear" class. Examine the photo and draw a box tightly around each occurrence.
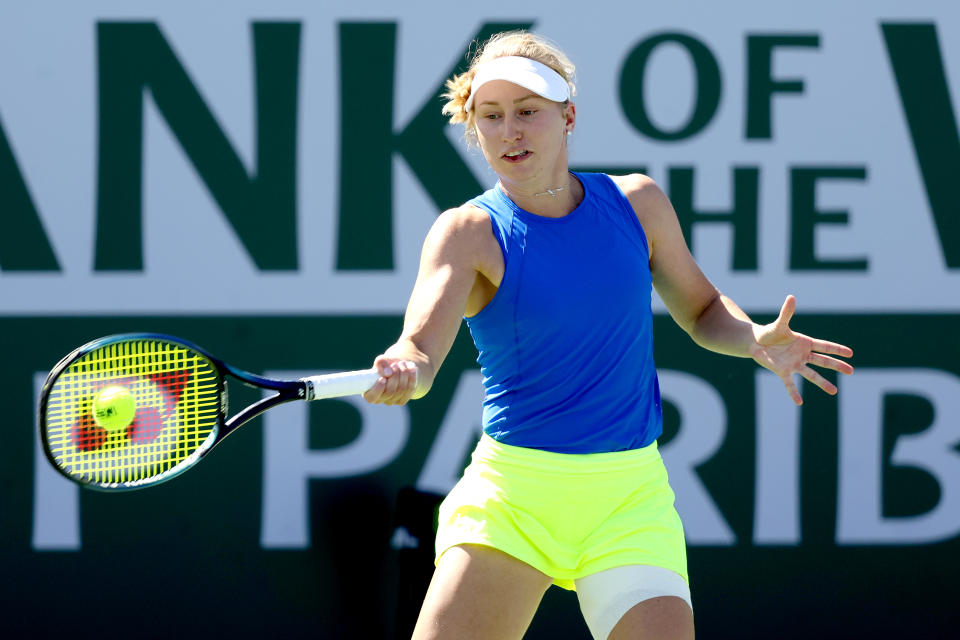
[564,102,577,135]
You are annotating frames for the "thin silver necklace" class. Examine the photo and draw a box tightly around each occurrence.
[534,185,566,197]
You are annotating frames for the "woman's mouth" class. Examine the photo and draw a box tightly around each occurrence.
[503,150,532,163]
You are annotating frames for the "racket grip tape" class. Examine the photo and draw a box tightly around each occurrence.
[301,369,380,401]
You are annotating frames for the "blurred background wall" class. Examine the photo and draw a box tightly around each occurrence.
[2,2,957,638]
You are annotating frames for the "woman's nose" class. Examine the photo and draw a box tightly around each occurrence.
[501,114,521,141]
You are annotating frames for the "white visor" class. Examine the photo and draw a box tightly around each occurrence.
[465,56,570,112]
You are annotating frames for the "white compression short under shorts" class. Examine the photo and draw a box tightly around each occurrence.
[575,564,693,640]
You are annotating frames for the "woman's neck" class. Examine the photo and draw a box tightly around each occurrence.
[498,172,583,218]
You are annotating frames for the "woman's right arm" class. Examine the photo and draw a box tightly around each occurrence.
[363,205,496,406]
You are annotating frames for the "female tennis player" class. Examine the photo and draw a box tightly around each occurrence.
[363,31,853,640]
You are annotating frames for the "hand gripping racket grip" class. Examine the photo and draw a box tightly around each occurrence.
[301,369,380,401]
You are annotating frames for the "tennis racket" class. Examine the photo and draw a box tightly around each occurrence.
[38,333,380,491]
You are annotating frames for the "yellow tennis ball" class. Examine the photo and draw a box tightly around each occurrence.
[92,385,137,431]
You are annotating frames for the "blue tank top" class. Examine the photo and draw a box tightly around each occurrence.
[465,172,662,454]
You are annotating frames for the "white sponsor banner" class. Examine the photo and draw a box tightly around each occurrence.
[1,1,958,314]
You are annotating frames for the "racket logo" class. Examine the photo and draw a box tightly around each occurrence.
[68,373,191,452]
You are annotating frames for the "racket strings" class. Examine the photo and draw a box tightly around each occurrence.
[43,339,221,487]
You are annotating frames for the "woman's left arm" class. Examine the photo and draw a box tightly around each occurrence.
[612,173,854,405]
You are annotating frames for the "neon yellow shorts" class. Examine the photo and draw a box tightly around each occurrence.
[435,434,688,591]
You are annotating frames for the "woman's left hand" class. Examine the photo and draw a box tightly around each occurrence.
[751,295,854,405]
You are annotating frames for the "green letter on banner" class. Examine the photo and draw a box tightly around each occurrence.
[669,166,759,271]
[95,22,300,271]
[882,23,960,268]
[620,33,721,141]
[790,167,868,271]
[0,118,59,271]
[745,34,819,140]
[336,22,531,270]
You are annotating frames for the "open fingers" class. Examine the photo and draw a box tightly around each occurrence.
[809,338,853,359]
[776,295,797,328]
[806,352,855,375]
[798,365,838,396]
[780,373,803,406]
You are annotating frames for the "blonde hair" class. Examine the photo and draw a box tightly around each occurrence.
[442,31,577,146]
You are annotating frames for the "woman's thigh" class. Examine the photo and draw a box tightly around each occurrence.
[412,543,554,640]
[608,597,694,640]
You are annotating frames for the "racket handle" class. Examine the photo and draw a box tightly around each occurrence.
[301,369,380,401]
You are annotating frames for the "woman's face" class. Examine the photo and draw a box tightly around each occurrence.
[471,79,575,185]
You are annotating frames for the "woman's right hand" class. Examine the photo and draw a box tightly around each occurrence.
[363,355,420,406]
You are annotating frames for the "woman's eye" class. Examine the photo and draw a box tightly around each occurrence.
[484,113,500,120]
[519,109,536,116]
